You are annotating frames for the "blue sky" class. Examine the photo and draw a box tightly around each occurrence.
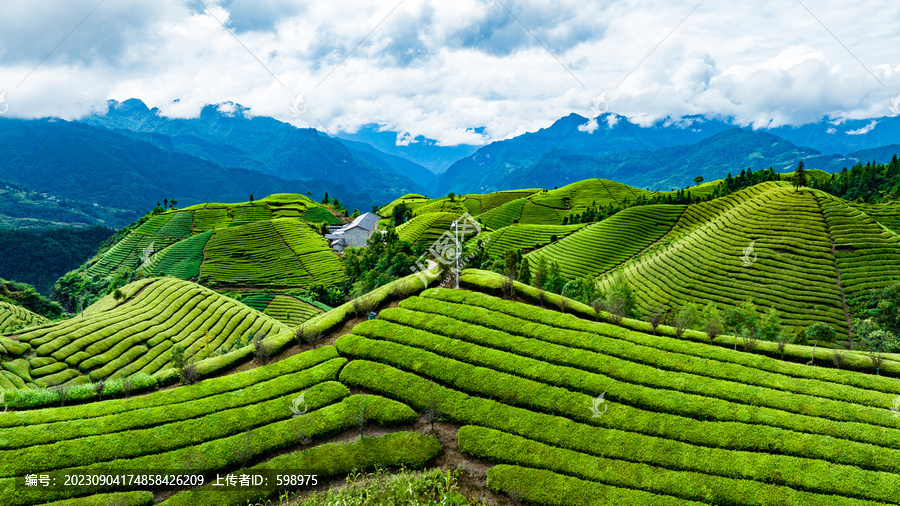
[1,0,898,146]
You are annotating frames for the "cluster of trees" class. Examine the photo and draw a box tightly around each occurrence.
[341,226,426,299]
[391,203,414,226]
[810,156,900,202]
[320,192,349,217]
[721,167,783,193]
[0,278,66,319]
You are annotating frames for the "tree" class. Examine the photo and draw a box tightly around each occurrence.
[724,299,758,350]
[598,275,636,323]
[701,302,723,341]
[693,176,704,186]
[804,322,836,366]
[517,258,531,285]
[533,256,548,290]
[674,302,699,337]
[447,192,456,201]
[791,161,807,191]
[392,203,413,226]
[321,192,329,204]
[647,306,664,334]
[249,194,254,203]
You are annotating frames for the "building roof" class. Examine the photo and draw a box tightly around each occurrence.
[345,212,379,232]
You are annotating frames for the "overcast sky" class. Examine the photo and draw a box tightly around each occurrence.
[1,0,898,145]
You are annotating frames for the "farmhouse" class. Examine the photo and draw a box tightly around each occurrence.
[325,212,379,252]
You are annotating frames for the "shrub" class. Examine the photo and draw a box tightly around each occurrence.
[253,332,271,365]
[832,350,846,369]
[181,359,199,384]
[647,307,664,334]
[500,274,515,300]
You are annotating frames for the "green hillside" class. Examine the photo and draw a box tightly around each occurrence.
[0,301,48,334]
[239,293,328,326]
[0,267,898,504]
[480,179,657,229]
[54,195,347,310]
[396,212,480,245]
[81,195,324,277]
[0,346,437,506]
[525,205,686,279]
[139,218,345,289]
[476,223,588,257]
[339,285,900,505]
[588,181,900,334]
[3,277,288,389]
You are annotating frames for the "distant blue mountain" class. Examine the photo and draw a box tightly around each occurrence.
[434,113,735,194]
[82,99,430,205]
[0,117,367,214]
[336,124,478,174]
[768,116,900,154]
[434,113,900,194]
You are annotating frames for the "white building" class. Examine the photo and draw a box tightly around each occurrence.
[325,212,380,252]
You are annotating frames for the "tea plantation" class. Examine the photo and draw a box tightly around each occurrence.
[79,195,347,291]
[0,277,287,389]
[4,179,900,505]
[590,182,900,334]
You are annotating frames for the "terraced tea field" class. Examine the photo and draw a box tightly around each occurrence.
[82,195,345,290]
[480,179,657,229]
[338,287,900,505]
[2,277,287,388]
[0,301,47,334]
[475,223,588,257]
[526,204,685,279]
[396,212,480,244]
[565,182,900,334]
[2,273,900,505]
[240,293,328,326]
[0,346,438,506]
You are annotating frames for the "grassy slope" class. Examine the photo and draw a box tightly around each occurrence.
[3,277,289,388]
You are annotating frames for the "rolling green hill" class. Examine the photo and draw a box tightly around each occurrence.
[141,218,345,289]
[55,195,347,310]
[586,181,900,334]
[2,277,288,389]
[475,223,588,258]
[0,301,48,334]
[525,205,686,279]
[480,179,656,229]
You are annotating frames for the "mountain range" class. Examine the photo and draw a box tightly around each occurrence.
[2,100,899,228]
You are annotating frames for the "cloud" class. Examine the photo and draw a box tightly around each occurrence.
[846,120,878,135]
[0,0,898,145]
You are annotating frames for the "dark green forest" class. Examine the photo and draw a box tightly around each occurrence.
[0,226,115,295]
